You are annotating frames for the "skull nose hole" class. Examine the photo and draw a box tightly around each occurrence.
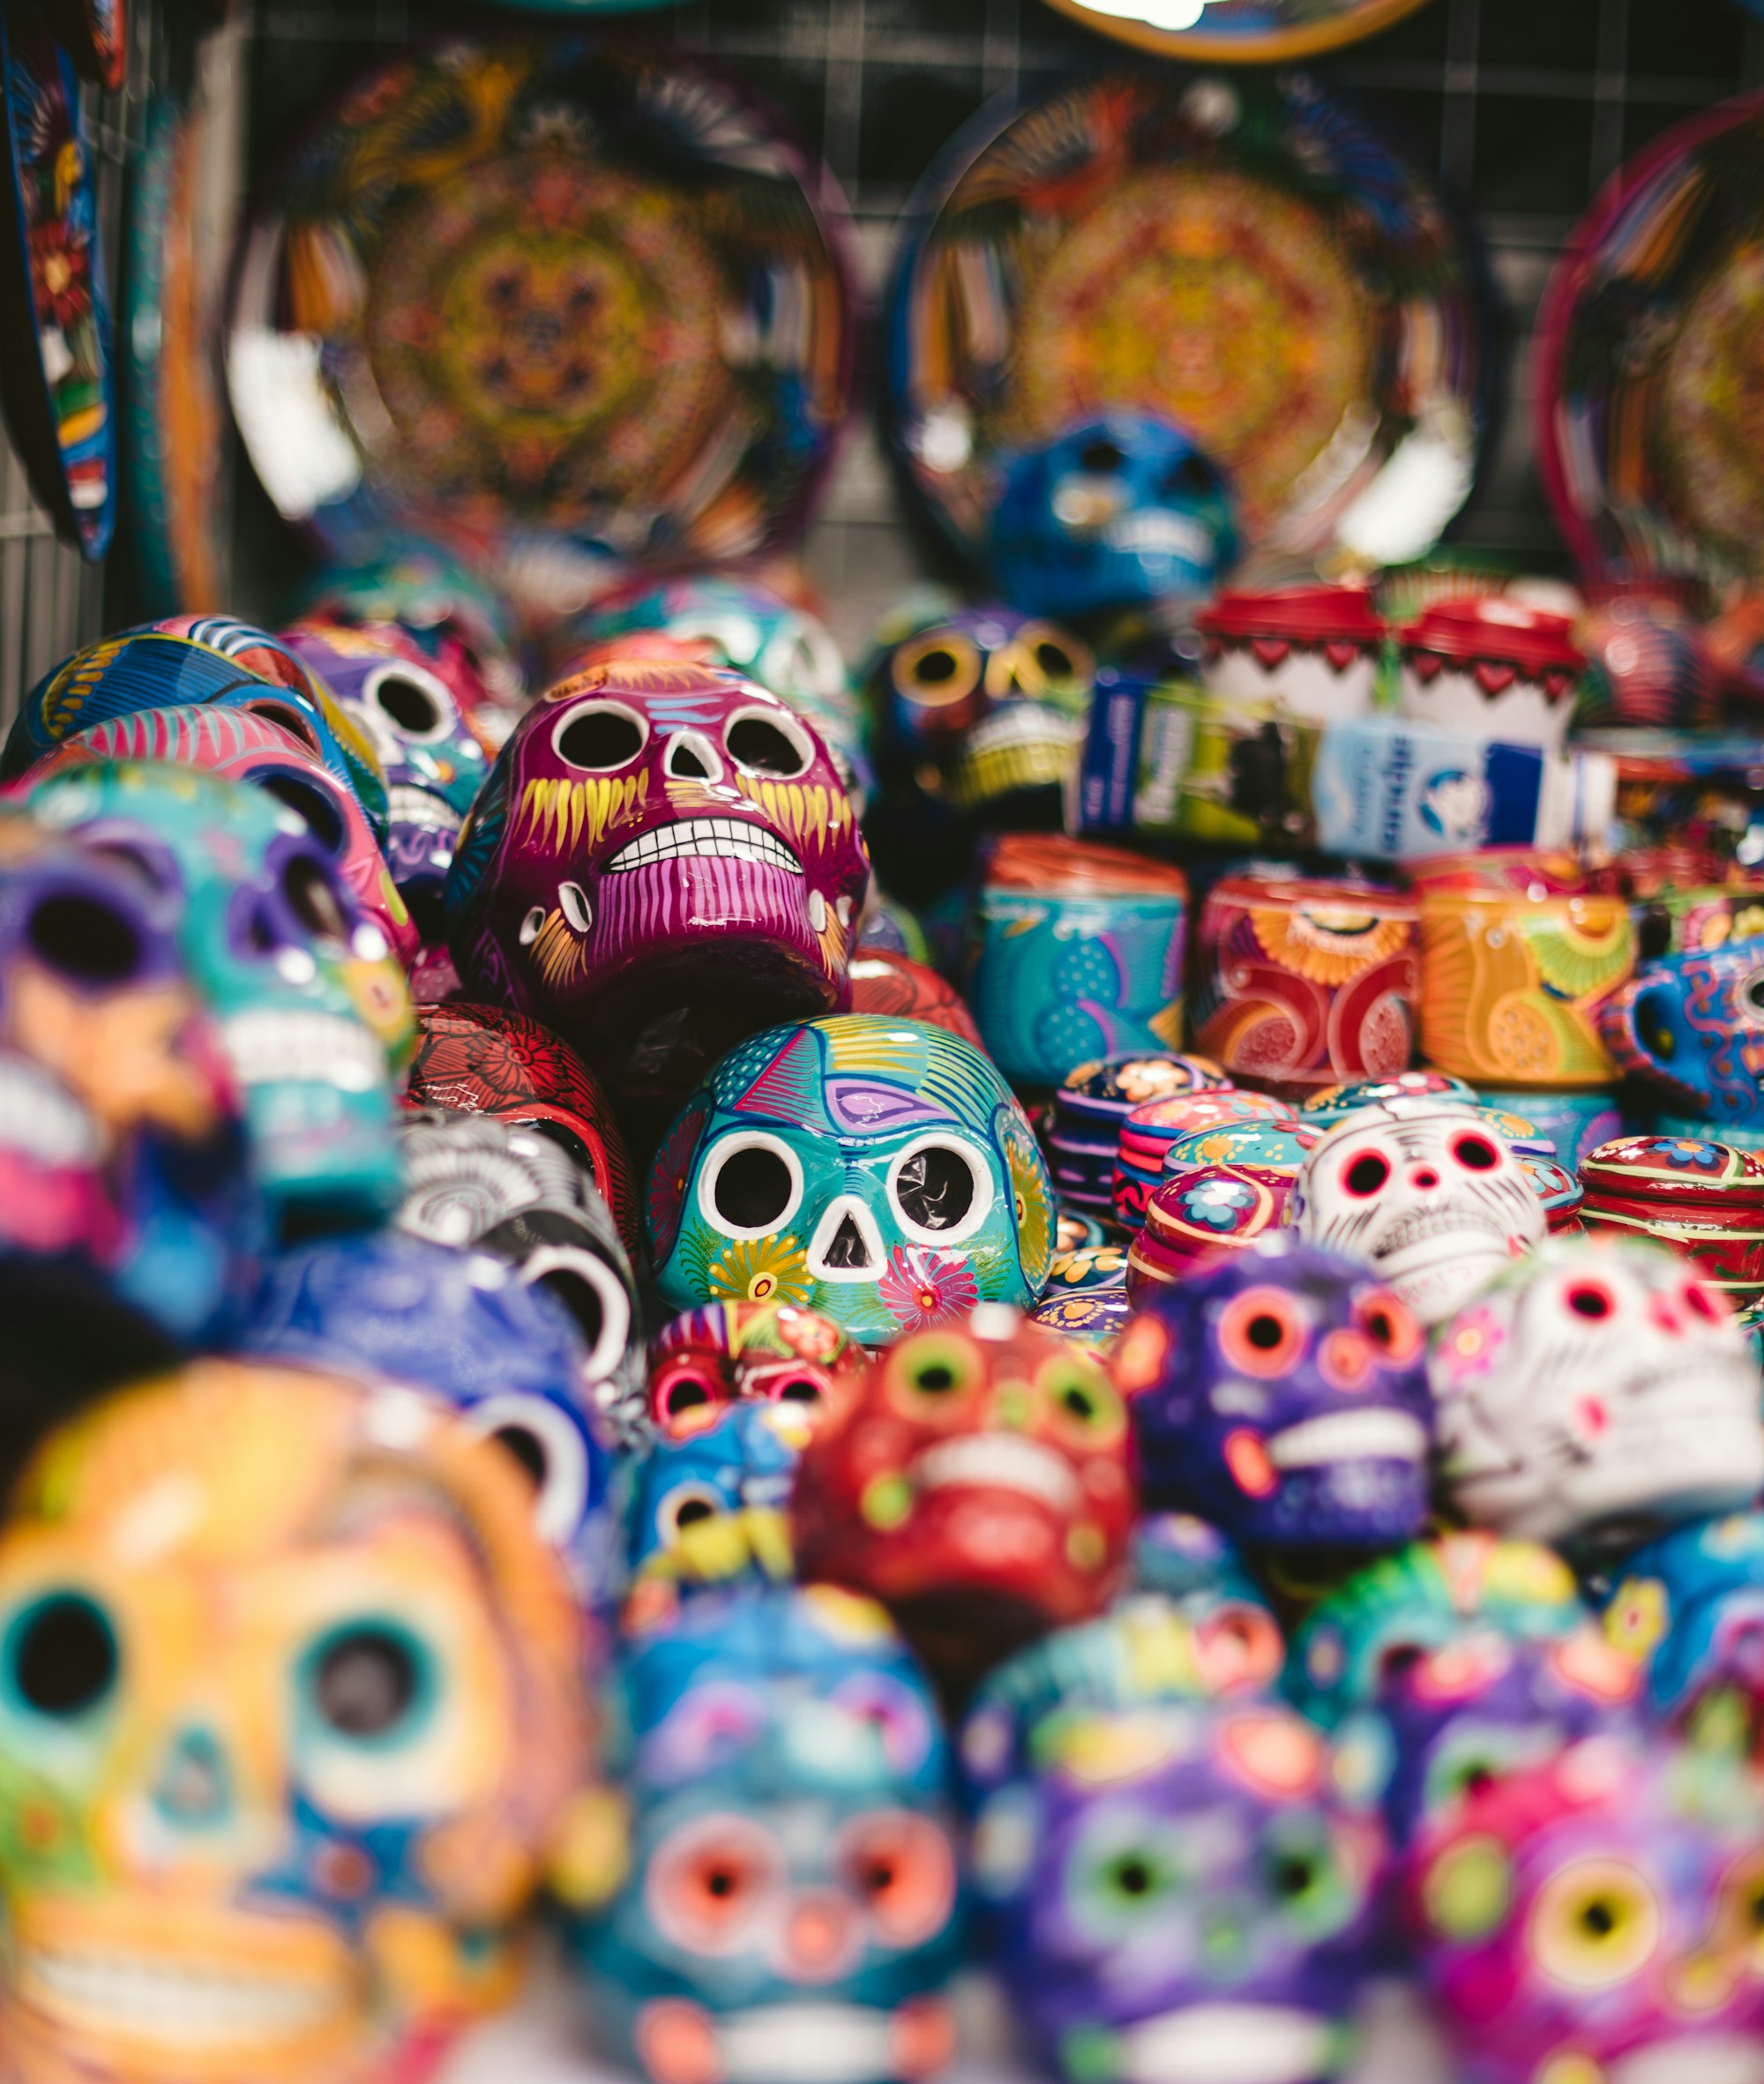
[373,675,442,735]
[1412,1168,1439,1190]
[154,1729,232,1826]
[823,1213,875,1271]
[26,892,142,986]
[666,734,715,780]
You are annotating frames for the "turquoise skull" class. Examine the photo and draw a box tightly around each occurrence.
[26,761,412,1235]
[648,1015,1054,1344]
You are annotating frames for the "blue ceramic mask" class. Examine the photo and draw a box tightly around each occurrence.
[574,1584,964,2084]
[237,1228,614,1610]
[989,411,1237,619]
[648,1014,1054,1344]
[1114,1234,1432,1550]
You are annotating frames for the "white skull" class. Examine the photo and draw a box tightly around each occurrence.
[1292,1098,1544,1324]
[1430,1235,1764,1547]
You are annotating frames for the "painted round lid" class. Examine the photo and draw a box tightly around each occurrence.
[1054,1207,1110,1257]
[1477,1106,1555,1160]
[227,38,853,580]
[1400,599,1585,677]
[1203,869,1417,920]
[1032,1286,1132,1348]
[1141,1164,1297,1255]
[1519,1155,1585,1229]
[1043,1243,1132,1295]
[1058,1051,1230,1124]
[1581,1134,1764,1215]
[1160,1117,1322,1176]
[1303,1069,1476,1118]
[983,833,1189,900]
[1120,1088,1290,1166]
[1198,583,1386,648]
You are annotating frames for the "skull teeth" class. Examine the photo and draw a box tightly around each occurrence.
[0,1052,101,1167]
[912,1432,1080,1512]
[386,785,461,835]
[1267,1409,1429,1470]
[18,1949,348,2045]
[220,1012,382,1094]
[604,819,803,876]
[963,705,1083,760]
[715,2003,897,2084]
[1117,2003,1337,2084]
[1372,1204,1511,1257]
[1102,510,1215,560]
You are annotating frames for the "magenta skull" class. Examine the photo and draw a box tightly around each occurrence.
[445,661,871,1091]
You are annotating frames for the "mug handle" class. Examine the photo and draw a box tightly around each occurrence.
[1596,973,1703,1105]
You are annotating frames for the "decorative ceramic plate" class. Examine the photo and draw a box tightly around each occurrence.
[127,87,228,613]
[1040,0,1433,61]
[228,36,853,580]
[887,70,1488,572]
[0,13,115,558]
[49,0,125,90]
[1538,93,1764,587]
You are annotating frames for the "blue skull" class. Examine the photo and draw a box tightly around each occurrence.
[573,1584,964,2084]
[236,1229,614,1610]
[1603,1510,1764,1727]
[990,412,1237,619]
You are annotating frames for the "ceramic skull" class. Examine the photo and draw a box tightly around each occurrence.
[1112,1235,1432,1552]
[1293,1098,1545,1325]
[647,1301,870,1441]
[0,1361,589,2084]
[444,661,871,1098]
[792,1307,1136,1696]
[403,999,638,1255]
[1605,1511,1764,1729]
[1401,1735,1764,2084]
[648,1014,1054,1345]
[989,411,1237,619]
[394,1107,642,1445]
[237,1230,615,1610]
[969,1704,1382,2084]
[572,1585,963,2084]
[1431,1235,1764,1552]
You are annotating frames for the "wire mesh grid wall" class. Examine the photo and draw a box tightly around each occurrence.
[5,0,1764,683]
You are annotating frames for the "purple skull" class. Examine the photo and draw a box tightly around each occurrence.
[971,1702,1384,2084]
[444,660,871,1096]
[1114,1234,1433,1550]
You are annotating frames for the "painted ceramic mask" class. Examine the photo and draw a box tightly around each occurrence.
[0,1360,589,2084]
[792,1308,1136,1695]
[281,618,489,921]
[402,999,637,1256]
[1292,1097,1545,1325]
[989,411,1237,618]
[969,1703,1382,2084]
[619,1402,807,1632]
[1357,1628,1645,1851]
[1285,1532,1588,1730]
[20,701,416,966]
[1430,1235,1764,1552]
[1600,937,1764,1141]
[236,1230,614,1610]
[1605,1512,1764,1728]
[4,616,389,842]
[1401,1735,1764,2084]
[0,815,250,1349]
[1112,1235,1431,1551]
[444,661,870,1100]
[26,761,410,1236]
[394,1107,641,1445]
[647,1301,869,1442]
[572,1584,963,2084]
[648,1015,1055,1345]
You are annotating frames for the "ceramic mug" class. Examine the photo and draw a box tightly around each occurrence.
[1418,883,1635,1088]
[1599,936,1764,1136]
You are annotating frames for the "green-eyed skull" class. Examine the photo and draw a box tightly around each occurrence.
[647,1016,1054,1345]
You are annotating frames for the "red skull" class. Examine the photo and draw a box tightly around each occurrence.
[792,1305,1137,1697]
[647,1300,871,1440]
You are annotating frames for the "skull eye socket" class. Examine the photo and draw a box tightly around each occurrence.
[368,668,447,739]
[554,702,647,773]
[252,769,348,855]
[1040,1355,1125,1443]
[4,1593,117,1719]
[308,1625,426,1742]
[1453,1133,1500,1173]
[1530,1860,1662,1990]
[647,1815,781,1954]
[1079,437,1124,474]
[890,1333,979,1408]
[840,1811,957,1946]
[659,1483,725,1546]
[280,854,353,950]
[725,709,812,778]
[246,699,322,751]
[1353,1289,1423,1363]
[654,1366,733,1438]
[1565,1281,1615,1321]
[1743,973,1764,1020]
[524,1245,631,1384]
[25,892,142,987]
[463,1392,592,1548]
[700,1135,804,1239]
[1342,1151,1391,1198]
[1217,1288,1308,1378]
[887,1138,986,1245]
[893,631,983,713]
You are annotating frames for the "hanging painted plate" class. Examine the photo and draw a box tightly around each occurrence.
[47,0,125,91]
[1537,93,1764,590]
[227,36,854,584]
[1040,0,1433,61]
[887,71,1489,575]
[0,12,115,559]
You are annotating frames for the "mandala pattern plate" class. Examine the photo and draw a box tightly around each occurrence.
[0,13,114,558]
[1041,0,1433,61]
[228,37,853,581]
[888,70,1487,571]
[1538,92,1764,587]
